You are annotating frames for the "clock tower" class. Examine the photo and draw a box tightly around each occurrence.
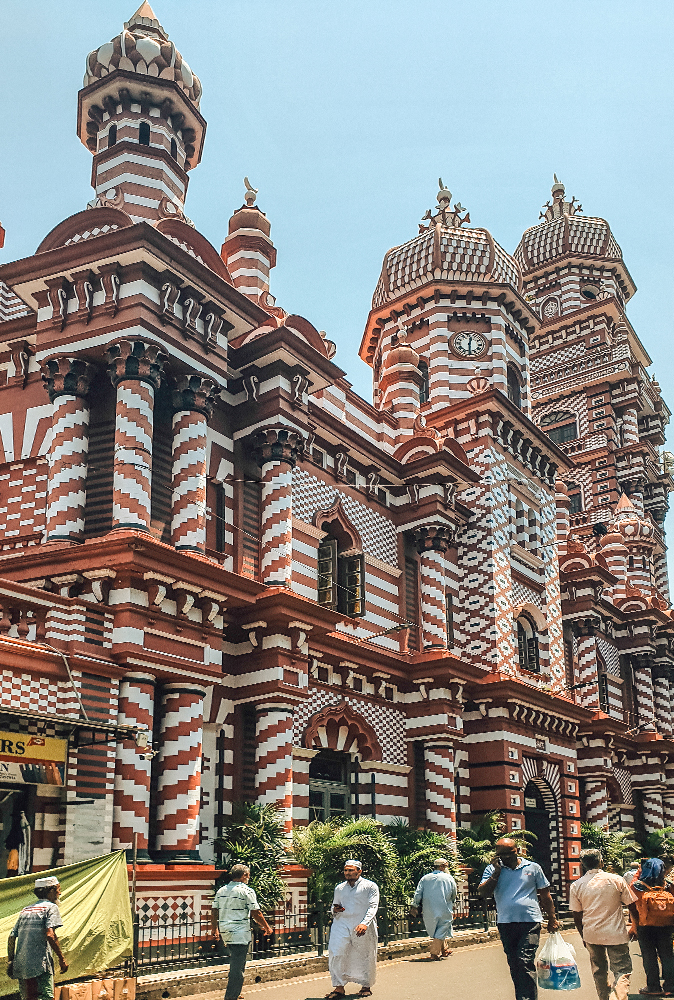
[361,181,537,419]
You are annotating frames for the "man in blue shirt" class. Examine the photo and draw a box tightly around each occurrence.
[478,838,559,1000]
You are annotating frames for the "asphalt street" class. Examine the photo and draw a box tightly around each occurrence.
[193,932,650,1000]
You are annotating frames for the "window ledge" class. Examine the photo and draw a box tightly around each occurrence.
[511,544,544,571]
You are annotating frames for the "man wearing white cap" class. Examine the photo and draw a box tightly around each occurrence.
[325,860,379,999]
[7,875,68,1000]
[410,858,457,959]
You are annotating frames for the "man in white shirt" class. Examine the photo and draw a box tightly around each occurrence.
[325,860,379,999]
[212,865,272,1000]
[411,858,458,959]
[569,848,639,1000]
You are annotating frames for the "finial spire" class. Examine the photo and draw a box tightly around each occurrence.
[244,176,258,207]
[420,177,470,230]
[539,175,583,222]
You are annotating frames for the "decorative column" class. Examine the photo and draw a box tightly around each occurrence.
[575,629,600,710]
[154,683,207,862]
[255,702,295,835]
[253,427,303,587]
[643,790,665,832]
[634,662,656,729]
[654,675,672,736]
[621,409,640,446]
[663,795,674,828]
[112,672,155,859]
[424,742,456,837]
[171,376,219,552]
[584,779,609,828]
[415,525,452,649]
[106,340,166,531]
[42,357,92,542]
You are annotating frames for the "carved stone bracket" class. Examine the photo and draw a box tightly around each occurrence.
[107,340,167,390]
[253,426,304,468]
[160,280,181,324]
[99,263,121,317]
[172,375,220,419]
[42,357,93,402]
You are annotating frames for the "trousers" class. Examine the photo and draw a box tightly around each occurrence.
[498,922,541,1000]
[224,943,250,1000]
[585,942,632,1000]
[637,926,674,993]
[18,974,54,1000]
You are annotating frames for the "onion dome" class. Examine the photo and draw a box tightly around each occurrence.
[373,181,521,310]
[83,3,202,107]
[384,341,420,369]
[514,176,623,272]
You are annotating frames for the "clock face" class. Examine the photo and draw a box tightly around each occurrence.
[451,330,487,358]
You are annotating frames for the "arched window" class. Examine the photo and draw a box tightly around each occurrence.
[138,122,151,146]
[170,137,177,160]
[517,614,540,673]
[309,750,351,821]
[317,534,365,616]
[507,364,522,407]
[107,123,117,148]
[419,360,430,404]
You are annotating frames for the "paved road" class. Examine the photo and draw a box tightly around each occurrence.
[207,932,649,1000]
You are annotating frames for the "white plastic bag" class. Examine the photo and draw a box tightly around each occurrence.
[536,932,581,991]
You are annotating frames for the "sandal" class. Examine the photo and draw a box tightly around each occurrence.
[324,993,345,999]
[357,991,373,998]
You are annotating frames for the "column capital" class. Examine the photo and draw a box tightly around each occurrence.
[253,426,304,468]
[415,524,454,554]
[172,375,220,418]
[107,340,167,390]
[41,356,93,402]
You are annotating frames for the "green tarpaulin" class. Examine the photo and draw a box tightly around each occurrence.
[0,851,133,996]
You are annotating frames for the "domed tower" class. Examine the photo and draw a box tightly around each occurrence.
[77,3,205,224]
[519,176,672,595]
[360,180,537,425]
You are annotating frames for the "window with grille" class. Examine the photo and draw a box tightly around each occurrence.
[446,593,454,644]
[339,552,365,616]
[517,615,540,673]
[419,361,430,404]
[507,364,522,407]
[215,484,227,553]
[598,672,610,714]
[317,537,338,608]
[548,422,578,444]
[317,538,365,616]
[309,750,350,822]
[241,480,260,579]
[568,489,582,514]
[404,556,420,651]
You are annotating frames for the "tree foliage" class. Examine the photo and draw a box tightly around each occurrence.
[456,811,537,887]
[214,802,289,909]
[580,823,639,875]
[636,826,674,860]
[293,817,401,907]
[382,819,463,897]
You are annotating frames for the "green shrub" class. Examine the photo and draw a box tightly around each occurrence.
[214,802,289,909]
[580,823,639,875]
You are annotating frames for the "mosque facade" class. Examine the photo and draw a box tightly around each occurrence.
[0,3,672,905]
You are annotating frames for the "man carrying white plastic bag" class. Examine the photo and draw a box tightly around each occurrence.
[568,848,639,1000]
[536,933,581,991]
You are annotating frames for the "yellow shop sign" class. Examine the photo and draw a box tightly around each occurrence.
[0,731,67,786]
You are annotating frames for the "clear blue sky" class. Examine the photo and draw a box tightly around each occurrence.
[2,0,674,561]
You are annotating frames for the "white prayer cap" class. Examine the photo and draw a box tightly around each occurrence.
[35,876,60,889]
[344,859,362,869]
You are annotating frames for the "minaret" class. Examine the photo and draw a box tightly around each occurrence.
[77,3,205,224]
[221,180,277,307]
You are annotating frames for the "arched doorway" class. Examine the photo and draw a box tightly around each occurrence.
[524,780,558,884]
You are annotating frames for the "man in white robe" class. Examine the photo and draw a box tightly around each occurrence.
[410,858,458,959]
[326,860,379,998]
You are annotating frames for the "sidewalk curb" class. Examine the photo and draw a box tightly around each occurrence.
[137,927,501,1000]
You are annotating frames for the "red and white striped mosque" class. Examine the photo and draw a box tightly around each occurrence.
[0,3,672,913]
